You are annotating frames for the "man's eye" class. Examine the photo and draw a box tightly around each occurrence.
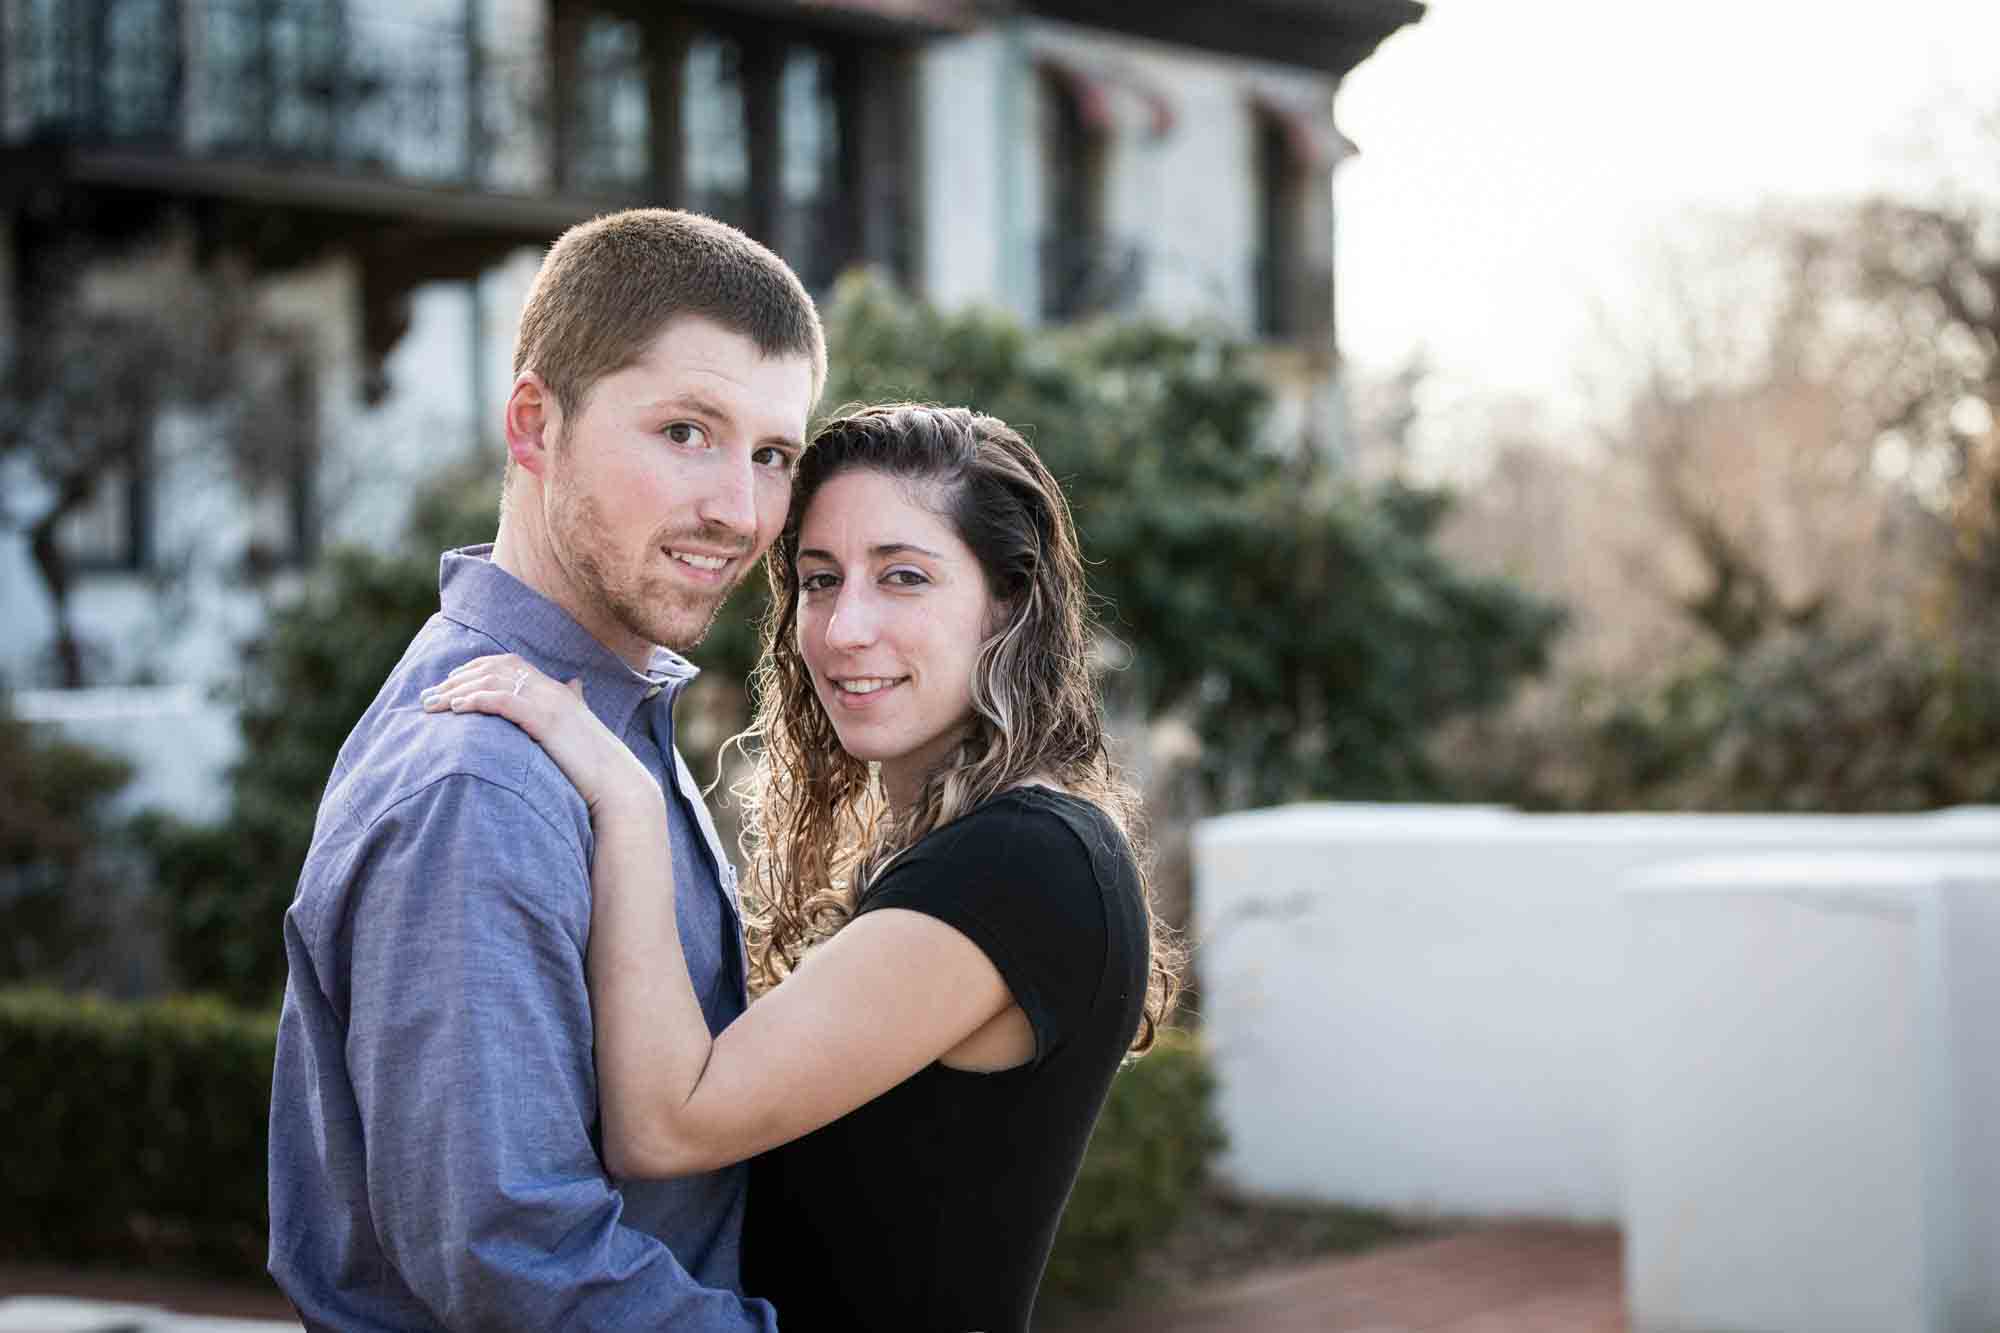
[753,445,796,470]
[665,422,707,446]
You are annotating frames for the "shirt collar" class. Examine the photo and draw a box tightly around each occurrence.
[437,545,698,741]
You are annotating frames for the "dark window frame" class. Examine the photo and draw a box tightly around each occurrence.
[553,4,909,296]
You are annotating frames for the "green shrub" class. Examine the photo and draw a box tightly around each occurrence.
[1,991,1221,1304]
[0,700,134,985]
[140,546,445,1002]
[0,988,276,1271]
[1042,1028,1225,1307]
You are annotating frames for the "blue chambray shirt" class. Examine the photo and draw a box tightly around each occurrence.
[268,546,777,1332]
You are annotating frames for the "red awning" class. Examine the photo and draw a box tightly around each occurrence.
[1249,92,1355,171]
[1037,56,1175,138]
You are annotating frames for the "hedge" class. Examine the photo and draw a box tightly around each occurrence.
[0,990,1220,1302]
[0,989,276,1269]
[1043,1027,1226,1307]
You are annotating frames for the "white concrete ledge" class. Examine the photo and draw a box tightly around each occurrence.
[0,1296,298,1332]
[1193,804,2000,1222]
[9,686,240,823]
[1621,853,2000,1333]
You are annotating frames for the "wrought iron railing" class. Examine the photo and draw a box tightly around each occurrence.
[1253,252,1333,345]
[3,0,552,191]
[1038,232,1146,324]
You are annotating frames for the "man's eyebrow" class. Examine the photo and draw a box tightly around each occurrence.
[639,390,734,420]
[796,542,945,563]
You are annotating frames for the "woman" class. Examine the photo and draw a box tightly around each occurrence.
[424,403,1178,1330]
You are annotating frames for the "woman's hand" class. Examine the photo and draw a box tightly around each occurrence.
[422,653,660,818]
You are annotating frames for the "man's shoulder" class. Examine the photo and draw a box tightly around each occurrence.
[321,616,590,850]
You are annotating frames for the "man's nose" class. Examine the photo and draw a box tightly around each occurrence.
[696,455,758,535]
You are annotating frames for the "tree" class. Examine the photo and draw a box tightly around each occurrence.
[810,274,1562,806]
[0,247,287,687]
[1436,171,2000,812]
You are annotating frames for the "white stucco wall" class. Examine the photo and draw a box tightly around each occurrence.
[1622,854,2000,1333]
[1015,21,1335,337]
[1192,803,2000,1222]
[917,18,1338,345]
[917,29,1017,316]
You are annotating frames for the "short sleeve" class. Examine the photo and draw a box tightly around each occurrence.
[857,795,1108,1064]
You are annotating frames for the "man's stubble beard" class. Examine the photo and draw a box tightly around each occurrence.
[545,467,750,656]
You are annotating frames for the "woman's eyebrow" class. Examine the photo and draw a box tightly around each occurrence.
[796,542,944,563]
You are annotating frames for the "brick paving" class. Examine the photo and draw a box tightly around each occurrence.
[1047,1224,1626,1333]
[3,1224,1624,1332]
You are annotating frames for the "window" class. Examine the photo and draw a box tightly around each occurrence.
[100,0,181,141]
[16,0,180,141]
[682,33,748,224]
[775,45,845,293]
[59,462,153,574]
[1035,62,1137,323]
[552,11,903,293]
[1250,97,1334,344]
[571,13,650,191]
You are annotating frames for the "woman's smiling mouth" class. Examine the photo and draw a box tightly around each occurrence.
[830,675,910,702]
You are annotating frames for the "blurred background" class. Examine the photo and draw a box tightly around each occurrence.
[2,0,1997,1327]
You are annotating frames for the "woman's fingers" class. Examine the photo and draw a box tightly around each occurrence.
[444,653,511,680]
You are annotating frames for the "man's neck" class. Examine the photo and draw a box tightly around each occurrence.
[492,506,656,672]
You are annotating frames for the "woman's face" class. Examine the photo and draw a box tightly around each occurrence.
[794,468,999,807]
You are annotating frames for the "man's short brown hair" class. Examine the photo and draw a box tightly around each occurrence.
[513,208,827,426]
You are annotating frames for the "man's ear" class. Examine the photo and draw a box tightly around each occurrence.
[505,372,559,479]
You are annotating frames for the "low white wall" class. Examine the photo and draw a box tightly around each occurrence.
[12,686,241,824]
[1621,854,2000,1333]
[1191,803,2000,1222]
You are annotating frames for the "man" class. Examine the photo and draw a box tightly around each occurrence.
[268,210,823,1331]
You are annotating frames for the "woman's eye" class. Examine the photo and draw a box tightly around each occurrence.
[799,572,836,593]
[753,445,796,470]
[885,569,928,588]
[664,422,707,446]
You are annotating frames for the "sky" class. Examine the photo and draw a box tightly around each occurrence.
[1332,0,2000,451]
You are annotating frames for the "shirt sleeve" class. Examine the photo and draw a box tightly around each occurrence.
[857,797,1108,1065]
[343,774,777,1332]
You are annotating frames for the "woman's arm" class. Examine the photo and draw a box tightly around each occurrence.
[423,654,1018,1178]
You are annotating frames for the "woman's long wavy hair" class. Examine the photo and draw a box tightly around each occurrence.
[732,403,1181,1052]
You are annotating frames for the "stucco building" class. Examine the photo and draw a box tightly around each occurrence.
[0,0,1420,808]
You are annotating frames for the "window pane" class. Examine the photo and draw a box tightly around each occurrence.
[573,13,648,190]
[101,0,178,140]
[190,0,263,152]
[59,469,144,571]
[683,33,747,225]
[776,44,842,291]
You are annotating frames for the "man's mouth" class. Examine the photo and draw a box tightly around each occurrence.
[666,547,733,574]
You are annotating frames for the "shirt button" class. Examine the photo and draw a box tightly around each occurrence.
[643,684,664,700]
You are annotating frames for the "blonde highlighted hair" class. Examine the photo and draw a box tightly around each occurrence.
[733,404,1181,1052]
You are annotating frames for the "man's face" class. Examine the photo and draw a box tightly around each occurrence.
[540,316,814,659]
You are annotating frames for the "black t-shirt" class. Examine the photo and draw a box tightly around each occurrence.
[740,786,1151,1332]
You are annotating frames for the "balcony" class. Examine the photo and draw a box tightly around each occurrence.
[0,0,612,239]
[1038,232,1146,324]
[1253,252,1333,347]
